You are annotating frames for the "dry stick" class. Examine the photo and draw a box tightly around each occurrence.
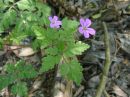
[74,86,84,97]
[95,22,111,97]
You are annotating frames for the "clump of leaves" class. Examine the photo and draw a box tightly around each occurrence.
[0,60,37,96]
[0,0,95,96]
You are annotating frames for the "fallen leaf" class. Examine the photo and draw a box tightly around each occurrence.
[113,85,128,97]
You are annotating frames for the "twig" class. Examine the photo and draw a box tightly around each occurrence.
[103,89,110,97]
[95,22,111,97]
[64,80,73,97]
[74,86,84,97]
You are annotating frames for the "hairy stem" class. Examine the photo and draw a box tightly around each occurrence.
[53,56,73,97]
[104,90,110,97]
[95,22,111,97]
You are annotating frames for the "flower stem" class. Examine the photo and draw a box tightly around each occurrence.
[95,22,111,97]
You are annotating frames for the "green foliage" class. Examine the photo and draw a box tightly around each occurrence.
[65,41,90,57]
[17,0,34,10]
[0,38,3,48]
[0,0,91,96]
[38,17,89,84]
[40,55,60,72]
[5,61,37,79]
[0,74,15,90]
[0,9,16,32]
[60,60,83,85]
[11,82,28,96]
[0,0,51,44]
[62,18,79,30]
[0,60,37,96]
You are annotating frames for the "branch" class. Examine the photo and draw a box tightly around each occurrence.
[95,22,111,97]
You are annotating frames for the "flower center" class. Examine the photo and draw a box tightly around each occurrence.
[52,20,55,24]
[83,27,87,30]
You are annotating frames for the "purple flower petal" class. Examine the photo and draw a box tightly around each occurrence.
[78,27,84,34]
[49,16,62,28]
[80,18,85,26]
[56,25,60,28]
[85,18,91,27]
[53,16,58,21]
[49,16,53,21]
[87,28,96,35]
[84,31,89,38]
[56,21,62,25]
[79,18,96,38]
[50,23,55,28]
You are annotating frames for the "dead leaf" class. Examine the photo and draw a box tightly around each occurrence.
[113,85,128,97]
[18,47,35,57]
[117,33,130,54]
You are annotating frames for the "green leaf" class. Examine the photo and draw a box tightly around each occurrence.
[4,63,15,73]
[62,18,79,29]
[58,18,79,43]
[40,55,60,72]
[0,1,4,8]
[0,61,37,91]
[0,26,4,33]
[42,16,50,25]
[36,3,51,17]
[0,74,15,90]
[32,25,45,40]
[10,30,28,44]
[58,30,75,42]
[45,47,58,55]
[4,0,14,2]
[65,41,90,57]
[31,39,42,50]
[11,82,28,96]
[8,0,14,2]
[60,60,83,85]
[0,38,3,48]
[17,0,34,10]
[0,9,16,29]
[46,28,59,40]
[92,13,101,19]
[5,61,37,79]
[17,65,37,79]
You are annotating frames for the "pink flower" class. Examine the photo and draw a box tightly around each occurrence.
[49,16,62,28]
[78,18,96,38]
